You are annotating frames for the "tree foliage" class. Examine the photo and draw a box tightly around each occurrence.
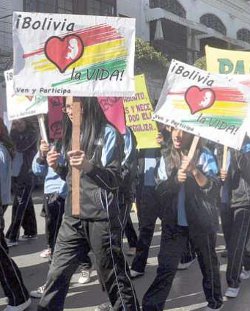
[135,37,169,78]
[194,56,206,70]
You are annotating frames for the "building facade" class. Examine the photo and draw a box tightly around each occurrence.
[117,0,250,64]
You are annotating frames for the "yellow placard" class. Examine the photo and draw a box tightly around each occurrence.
[206,45,250,74]
[124,74,159,149]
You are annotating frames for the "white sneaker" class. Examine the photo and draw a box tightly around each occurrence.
[94,302,113,311]
[39,248,51,258]
[30,284,46,298]
[126,247,136,256]
[177,258,196,270]
[130,269,144,278]
[240,268,250,280]
[20,234,37,241]
[78,268,91,284]
[225,287,240,298]
[4,298,31,311]
[6,240,19,247]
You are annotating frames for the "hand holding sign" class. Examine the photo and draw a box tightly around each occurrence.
[67,150,93,173]
[39,139,50,158]
[47,146,60,170]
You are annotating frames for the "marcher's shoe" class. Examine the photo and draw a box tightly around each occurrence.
[177,258,196,270]
[6,239,18,247]
[204,306,223,310]
[78,267,91,284]
[130,269,144,278]
[39,248,51,258]
[4,298,31,311]
[126,247,136,256]
[20,234,38,241]
[240,268,250,280]
[30,284,46,298]
[225,287,240,298]
[94,302,113,311]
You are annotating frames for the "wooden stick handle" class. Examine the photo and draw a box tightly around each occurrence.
[71,101,81,216]
[37,114,48,144]
[188,136,200,159]
[222,145,228,171]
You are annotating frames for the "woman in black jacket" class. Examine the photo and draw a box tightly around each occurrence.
[0,118,31,311]
[142,128,223,311]
[5,118,37,246]
[38,97,139,311]
[220,137,250,298]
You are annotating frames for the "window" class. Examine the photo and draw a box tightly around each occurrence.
[24,0,73,13]
[149,0,186,18]
[237,28,250,44]
[200,14,226,36]
[24,0,55,13]
[86,0,116,16]
[88,0,101,15]
[24,0,37,11]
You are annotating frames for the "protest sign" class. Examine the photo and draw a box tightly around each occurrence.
[48,97,63,140]
[4,69,48,120]
[152,59,250,150]
[124,74,159,149]
[206,45,250,138]
[98,97,126,134]
[205,45,250,74]
[13,12,135,97]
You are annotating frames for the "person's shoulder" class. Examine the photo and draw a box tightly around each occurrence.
[103,124,121,141]
[241,143,250,154]
[200,146,214,157]
[104,123,117,134]
[0,143,11,160]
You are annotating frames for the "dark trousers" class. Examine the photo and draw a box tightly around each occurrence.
[0,206,29,306]
[44,193,65,254]
[131,186,162,273]
[5,184,37,241]
[142,225,222,311]
[119,200,138,248]
[38,216,140,311]
[125,213,138,248]
[180,238,196,264]
[226,206,250,288]
[220,202,234,249]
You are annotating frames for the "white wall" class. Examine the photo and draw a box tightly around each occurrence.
[0,0,23,52]
[117,0,150,41]
[178,0,250,40]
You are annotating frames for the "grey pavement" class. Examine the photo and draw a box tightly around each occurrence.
[1,188,250,310]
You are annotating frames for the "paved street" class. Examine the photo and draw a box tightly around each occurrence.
[1,188,250,311]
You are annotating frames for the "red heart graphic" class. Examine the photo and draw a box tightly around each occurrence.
[185,86,216,114]
[45,35,84,73]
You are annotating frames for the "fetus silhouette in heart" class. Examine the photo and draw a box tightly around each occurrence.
[184,86,216,114]
[45,34,84,73]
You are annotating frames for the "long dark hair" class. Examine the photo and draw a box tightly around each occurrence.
[62,97,109,158]
[0,118,15,159]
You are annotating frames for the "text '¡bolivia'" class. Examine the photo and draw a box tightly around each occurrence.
[15,14,75,32]
[171,62,214,87]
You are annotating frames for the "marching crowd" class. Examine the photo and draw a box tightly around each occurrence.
[0,96,250,311]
